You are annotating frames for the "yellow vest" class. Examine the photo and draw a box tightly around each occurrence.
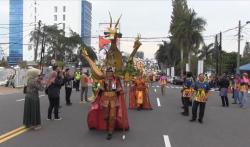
[75,72,81,80]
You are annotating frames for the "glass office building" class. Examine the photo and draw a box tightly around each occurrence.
[9,0,23,65]
[81,0,92,46]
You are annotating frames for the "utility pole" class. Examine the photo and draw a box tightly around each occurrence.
[219,32,222,75]
[34,20,41,62]
[215,34,219,75]
[39,32,45,72]
[236,20,241,74]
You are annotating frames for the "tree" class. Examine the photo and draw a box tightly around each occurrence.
[197,43,214,60]
[30,25,97,66]
[0,57,9,67]
[155,41,180,70]
[243,42,250,57]
[197,43,215,72]
[221,51,237,74]
[170,0,206,74]
[170,0,189,75]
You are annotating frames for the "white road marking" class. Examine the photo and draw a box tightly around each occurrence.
[16,95,45,102]
[156,86,160,88]
[157,98,161,107]
[163,135,171,147]
[154,89,157,92]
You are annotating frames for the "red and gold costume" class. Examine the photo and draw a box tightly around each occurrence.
[87,76,129,134]
[129,77,152,110]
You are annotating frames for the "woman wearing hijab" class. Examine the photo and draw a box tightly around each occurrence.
[47,68,64,120]
[23,68,44,130]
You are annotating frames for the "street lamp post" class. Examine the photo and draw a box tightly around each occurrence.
[236,20,250,74]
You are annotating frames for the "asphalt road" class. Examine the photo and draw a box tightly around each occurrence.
[0,83,250,147]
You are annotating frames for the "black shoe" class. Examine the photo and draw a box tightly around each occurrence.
[198,119,203,124]
[66,103,72,106]
[222,105,225,107]
[181,112,189,116]
[106,133,112,140]
[190,119,196,122]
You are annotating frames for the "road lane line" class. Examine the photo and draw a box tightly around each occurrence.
[163,135,171,147]
[154,88,157,93]
[157,98,161,107]
[0,126,26,140]
[0,127,29,144]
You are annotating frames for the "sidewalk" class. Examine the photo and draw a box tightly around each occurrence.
[0,86,22,95]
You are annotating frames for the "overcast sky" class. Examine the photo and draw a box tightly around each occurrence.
[1,0,250,59]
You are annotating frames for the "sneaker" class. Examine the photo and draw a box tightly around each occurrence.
[46,118,52,121]
[181,112,189,116]
[190,119,196,122]
[80,101,85,104]
[33,126,42,130]
[54,117,62,120]
[198,119,203,124]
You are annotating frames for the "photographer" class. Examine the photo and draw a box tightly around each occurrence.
[46,66,64,120]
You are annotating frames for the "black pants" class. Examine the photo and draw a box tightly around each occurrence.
[48,96,60,119]
[221,96,229,106]
[65,88,72,104]
[192,101,206,121]
[183,97,191,115]
[75,80,80,91]
[181,97,185,107]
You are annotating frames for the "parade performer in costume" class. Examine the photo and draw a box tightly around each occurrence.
[87,67,129,140]
[159,73,167,96]
[190,73,210,124]
[82,13,144,140]
[129,75,152,110]
[181,72,194,116]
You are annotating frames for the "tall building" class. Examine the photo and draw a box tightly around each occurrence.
[81,0,92,46]
[9,0,24,65]
[7,0,92,64]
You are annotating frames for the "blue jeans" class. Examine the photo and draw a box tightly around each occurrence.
[234,91,240,103]
[239,91,248,107]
